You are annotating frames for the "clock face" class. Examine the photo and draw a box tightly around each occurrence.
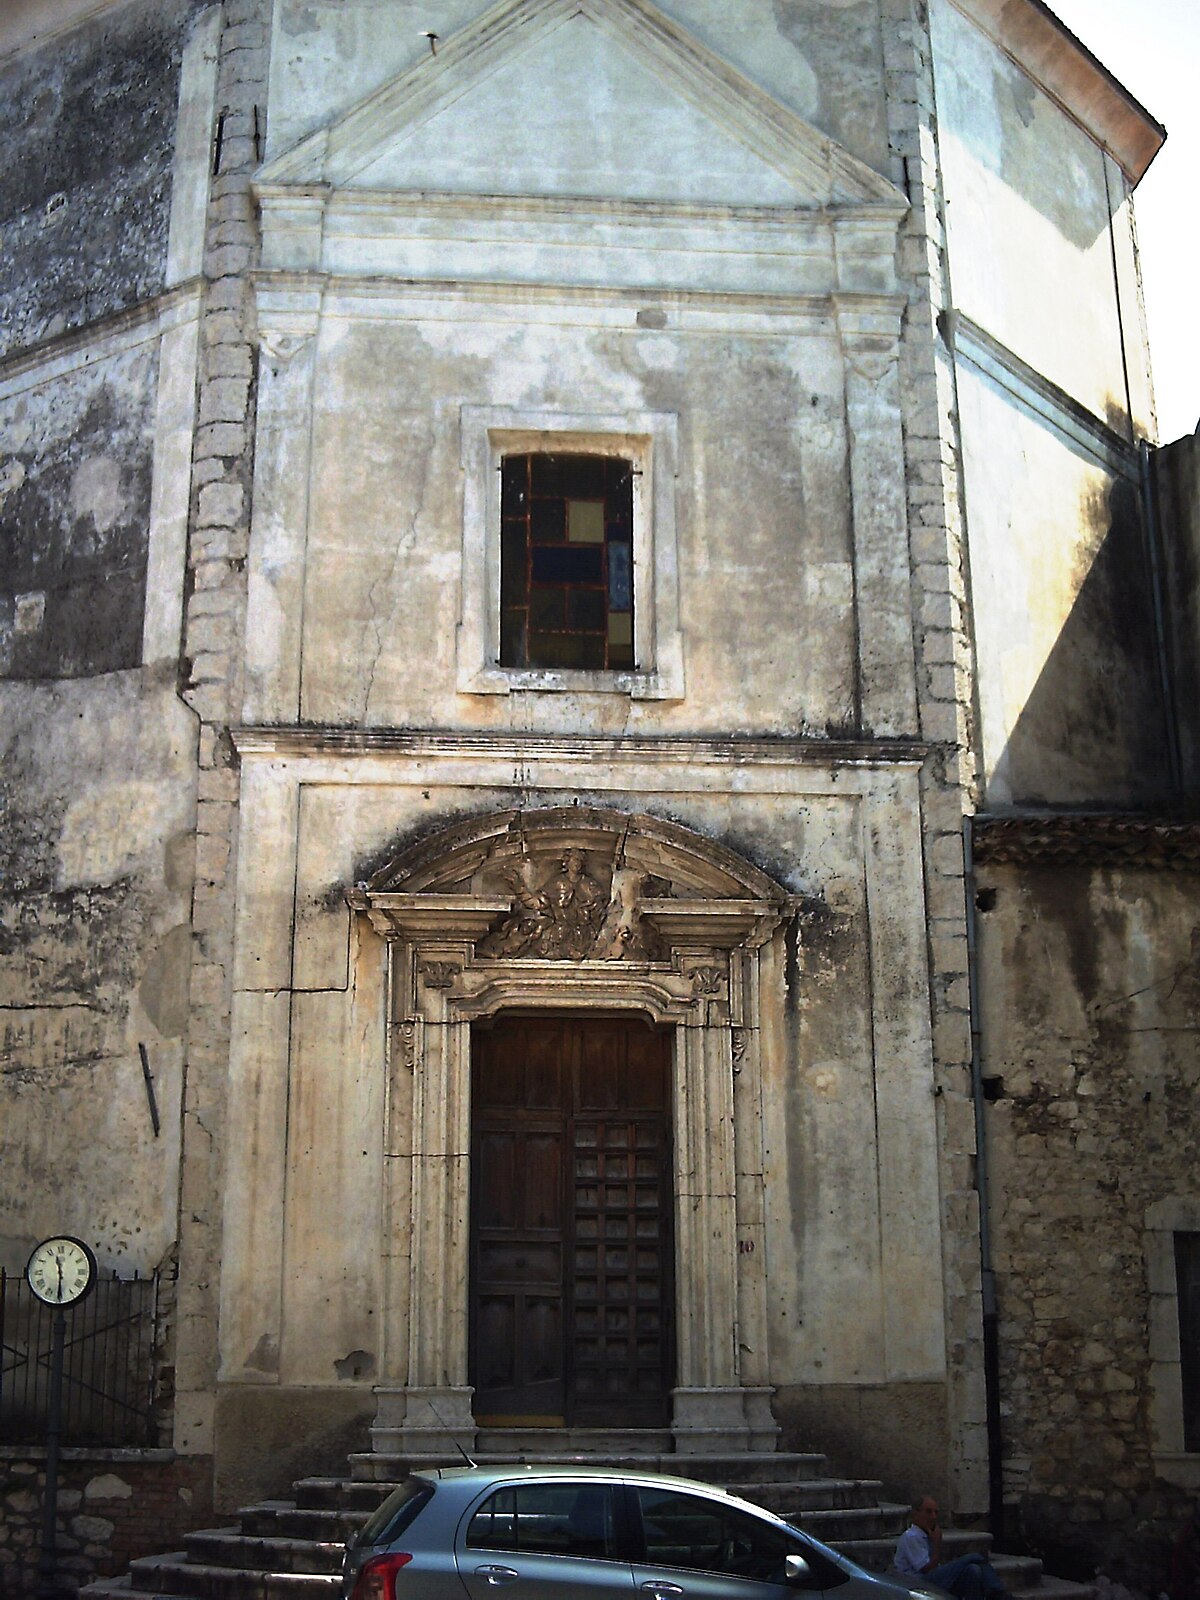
[26,1236,97,1306]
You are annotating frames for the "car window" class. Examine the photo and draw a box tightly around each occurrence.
[466,1482,618,1560]
[634,1487,792,1582]
[356,1479,434,1547]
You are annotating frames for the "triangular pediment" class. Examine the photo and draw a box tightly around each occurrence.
[258,0,902,210]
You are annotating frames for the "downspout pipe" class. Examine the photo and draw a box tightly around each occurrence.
[1138,438,1182,799]
[962,815,1005,1545]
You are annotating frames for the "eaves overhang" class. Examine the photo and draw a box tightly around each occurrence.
[948,0,1166,184]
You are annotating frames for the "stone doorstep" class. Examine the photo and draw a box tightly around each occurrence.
[82,1450,1098,1600]
[351,1447,829,1484]
[476,1426,673,1453]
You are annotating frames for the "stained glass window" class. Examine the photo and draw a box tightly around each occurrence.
[499,453,635,671]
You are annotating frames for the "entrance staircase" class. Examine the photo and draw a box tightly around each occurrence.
[82,1430,1094,1600]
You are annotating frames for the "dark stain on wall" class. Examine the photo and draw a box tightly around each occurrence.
[0,356,158,679]
[0,0,201,360]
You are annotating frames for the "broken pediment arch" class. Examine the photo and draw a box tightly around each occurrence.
[348,805,794,964]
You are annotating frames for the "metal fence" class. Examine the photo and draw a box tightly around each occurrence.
[0,1269,162,1447]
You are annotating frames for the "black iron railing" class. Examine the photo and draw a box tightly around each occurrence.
[0,1269,161,1447]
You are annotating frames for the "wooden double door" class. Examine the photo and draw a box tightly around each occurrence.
[470,1015,675,1427]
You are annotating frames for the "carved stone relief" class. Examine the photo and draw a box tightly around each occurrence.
[477,842,668,961]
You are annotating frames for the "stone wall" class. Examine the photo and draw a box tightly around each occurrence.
[974,831,1200,1589]
[0,1450,212,1596]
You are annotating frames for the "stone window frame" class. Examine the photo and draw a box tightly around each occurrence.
[457,406,683,700]
[1146,1196,1200,1489]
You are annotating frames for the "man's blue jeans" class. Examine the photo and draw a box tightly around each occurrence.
[928,1553,1006,1600]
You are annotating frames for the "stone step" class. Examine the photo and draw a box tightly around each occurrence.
[239,1504,367,1542]
[825,1535,1097,1599]
[350,1447,830,1484]
[84,1462,1098,1600]
[833,1528,999,1570]
[126,1553,340,1600]
[784,1501,911,1539]
[184,1531,344,1576]
[248,1476,888,1543]
[1011,1579,1096,1600]
[293,1477,394,1513]
[475,1426,674,1453]
[731,1477,889,1513]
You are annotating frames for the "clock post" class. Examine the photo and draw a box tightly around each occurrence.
[26,1236,98,1599]
[37,1305,68,1600]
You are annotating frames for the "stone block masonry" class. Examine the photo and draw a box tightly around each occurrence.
[880,0,988,1519]
[975,853,1200,1590]
[172,0,272,1465]
[0,1451,213,1596]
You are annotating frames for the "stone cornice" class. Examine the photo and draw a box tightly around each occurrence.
[230,726,932,767]
[0,279,204,399]
[946,311,1142,474]
[973,814,1200,869]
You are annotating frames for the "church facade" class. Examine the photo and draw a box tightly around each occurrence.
[1,0,1195,1587]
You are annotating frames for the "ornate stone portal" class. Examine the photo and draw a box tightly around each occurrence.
[348,806,793,1455]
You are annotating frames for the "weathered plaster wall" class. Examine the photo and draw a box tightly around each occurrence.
[930,0,1138,435]
[0,672,196,1275]
[0,0,199,361]
[956,365,1170,809]
[292,313,856,735]
[976,859,1200,1588]
[212,753,946,1505]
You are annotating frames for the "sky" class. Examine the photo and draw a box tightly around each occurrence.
[1046,0,1199,442]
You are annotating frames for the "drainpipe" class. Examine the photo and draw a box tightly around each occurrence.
[962,815,1005,1546]
[1138,439,1182,798]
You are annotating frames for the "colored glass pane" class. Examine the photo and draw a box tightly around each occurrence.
[499,451,634,670]
[567,500,605,543]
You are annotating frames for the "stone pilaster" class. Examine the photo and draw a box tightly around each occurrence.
[173,0,272,1468]
[880,0,988,1516]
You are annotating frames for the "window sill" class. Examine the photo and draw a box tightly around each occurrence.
[463,665,682,700]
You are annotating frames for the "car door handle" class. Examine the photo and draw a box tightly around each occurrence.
[640,1585,685,1597]
[474,1565,519,1585]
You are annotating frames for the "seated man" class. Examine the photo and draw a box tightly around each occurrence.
[893,1496,1008,1600]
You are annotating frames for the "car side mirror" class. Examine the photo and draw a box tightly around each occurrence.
[785,1553,812,1585]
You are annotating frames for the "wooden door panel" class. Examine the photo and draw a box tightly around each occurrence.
[523,1133,563,1230]
[471,1017,672,1426]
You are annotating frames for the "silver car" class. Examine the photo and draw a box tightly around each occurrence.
[342,1464,944,1600]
